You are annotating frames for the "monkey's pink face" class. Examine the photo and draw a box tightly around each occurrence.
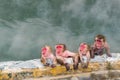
[95,38,104,48]
[41,47,48,57]
[55,45,64,54]
[79,43,87,52]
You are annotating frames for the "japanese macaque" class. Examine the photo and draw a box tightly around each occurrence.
[78,43,90,68]
[41,45,56,68]
[91,34,112,58]
[55,44,76,71]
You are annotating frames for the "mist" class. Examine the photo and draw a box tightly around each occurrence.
[0,0,120,61]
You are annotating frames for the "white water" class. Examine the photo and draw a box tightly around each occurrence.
[0,53,120,71]
[91,53,120,62]
[0,59,44,71]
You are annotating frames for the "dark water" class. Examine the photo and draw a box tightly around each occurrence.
[0,0,120,61]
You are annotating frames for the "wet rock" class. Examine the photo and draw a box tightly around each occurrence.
[90,70,120,80]
[1,61,120,80]
[71,76,79,80]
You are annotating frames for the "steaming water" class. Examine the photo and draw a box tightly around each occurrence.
[0,0,120,61]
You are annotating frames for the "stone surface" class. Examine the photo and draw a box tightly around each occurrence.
[1,61,120,80]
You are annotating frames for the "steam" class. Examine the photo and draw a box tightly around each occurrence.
[0,0,120,61]
[61,0,120,52]
[0,18,78,61]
